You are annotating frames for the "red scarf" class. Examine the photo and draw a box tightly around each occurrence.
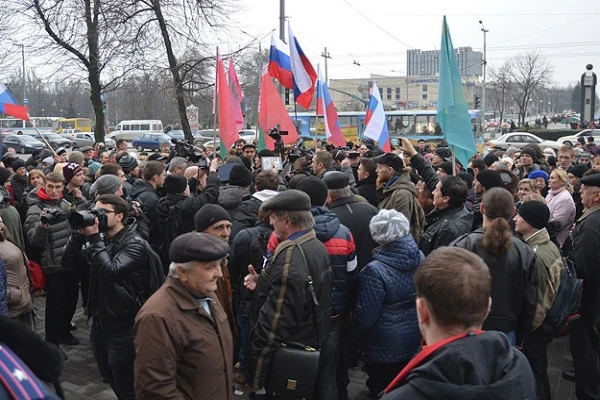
[384,330,484,393]
[36,187,63,202]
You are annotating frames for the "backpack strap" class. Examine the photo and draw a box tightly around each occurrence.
[0,343,56,399]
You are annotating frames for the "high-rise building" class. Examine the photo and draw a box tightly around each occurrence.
[407,47,482,77]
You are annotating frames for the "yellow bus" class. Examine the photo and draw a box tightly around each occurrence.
[55,118,92,133]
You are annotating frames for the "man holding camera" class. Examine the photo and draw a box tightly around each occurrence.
[25,172,77,350]
[62,194,154,400]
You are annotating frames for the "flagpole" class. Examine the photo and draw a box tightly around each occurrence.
[451,145,456,176]
[30,120,57,157]
[213,47,219,157]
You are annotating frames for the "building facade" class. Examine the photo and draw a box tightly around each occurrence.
[407,47,482,77]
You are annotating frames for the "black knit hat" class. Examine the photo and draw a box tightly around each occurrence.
[435,147,453,161]
[373,153,404,172]
[520,147,537,161]
[11,159,25,171]
[483,153,499,167]
[119,154,138,173]
[476,169,504,191]
[164,174,188,194]
[437,161,453,175]
[569,164,589,179]
[518,201,550,230]
[228,164,252,187]
[0,167,10,186]
[297,176,328,207]
[194,204,231,233]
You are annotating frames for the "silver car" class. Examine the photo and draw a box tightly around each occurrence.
[72,132,115,150]
[488,132,562,152]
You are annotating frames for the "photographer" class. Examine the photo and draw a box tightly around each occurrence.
[62,194,154,400]
[24,172,77,350]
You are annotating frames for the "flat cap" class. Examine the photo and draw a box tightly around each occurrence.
[476,169,504,191]
[242,143,256,150]
[435,147,453,161]
[169,232,229,263]
[81,146,94,152]
[373,153,404,172]
[322,171,350,189]
[580,172,600,188]
[260,190,311,212]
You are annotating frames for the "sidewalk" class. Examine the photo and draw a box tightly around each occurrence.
[33,296,577,400]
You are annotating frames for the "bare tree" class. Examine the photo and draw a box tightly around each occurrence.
[504,52,553,126]
[15,0,144,142]
[489,62,511,126]
[238,50,269,125]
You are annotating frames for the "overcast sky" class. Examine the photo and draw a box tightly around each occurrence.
[232,0,600,86]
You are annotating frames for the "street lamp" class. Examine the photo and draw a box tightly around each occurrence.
[479,21,489,115]
[241,29,276,54]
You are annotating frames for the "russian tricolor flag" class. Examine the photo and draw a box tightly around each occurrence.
[363,81,390,152]
[268,35,294,90]
[288,23,317,109]
[0,81,29,121]
[316,68,345,147]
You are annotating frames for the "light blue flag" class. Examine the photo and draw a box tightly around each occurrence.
[437,16,478,167]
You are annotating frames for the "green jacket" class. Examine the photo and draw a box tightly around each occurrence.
[377,173,424,242]
[525,228,562,331]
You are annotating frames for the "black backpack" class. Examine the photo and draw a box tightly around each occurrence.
[540,256,583,338]
[158,204,184,274]
[125,237,166,311]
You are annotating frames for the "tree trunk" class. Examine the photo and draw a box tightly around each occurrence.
[152,0,193,143]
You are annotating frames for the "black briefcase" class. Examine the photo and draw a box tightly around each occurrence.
[267,341,320,399]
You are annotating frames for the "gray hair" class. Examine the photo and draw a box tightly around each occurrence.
[271,210,314,230]
[168,261,197,278]
[328,186,352,201]
[369,209,410,245]
[168,157,188,172]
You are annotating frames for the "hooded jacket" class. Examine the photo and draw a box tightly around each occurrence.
[218,185,248,220]
[382,331,535,400]
[351,235,424,364]
[451,228,538,344]
[419,206,473,256]
[231,189,278,240]
[378,173,425,241]
[312,206,357,315]
[24,188,71,275]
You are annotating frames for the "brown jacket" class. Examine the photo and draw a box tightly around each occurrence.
[377,172,425,241]
[134,276,233,400]
[0,239,32,318]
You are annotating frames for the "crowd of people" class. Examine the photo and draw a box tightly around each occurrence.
[0,133,599,400]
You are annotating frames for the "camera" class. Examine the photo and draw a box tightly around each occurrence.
[171,138,205,164]
[267,125,288,156]
[41,209,67,225]
[68,208,108,231]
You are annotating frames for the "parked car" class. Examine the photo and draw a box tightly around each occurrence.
[71,132,115,150]
[166,129,185,141]
[193,129,218,140]
[557,129,600,147]
[29,133,72,148]
[487,132,562,152]
[59,129,84,141]
[132,133,173,151]
[4,135,46,154]
[238,129,256,144]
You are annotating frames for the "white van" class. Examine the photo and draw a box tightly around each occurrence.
[109,120,163,141]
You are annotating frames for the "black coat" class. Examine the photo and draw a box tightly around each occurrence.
[328,196,378,270]
[382,331,535,400]
[570,205,600,328]
[129,180,161,247]
[354,176,378,207]
[247,230,333,389]
[231,196,262,241]
[451,229,538,345]
[62,223,151,330]
[419,206,473,256]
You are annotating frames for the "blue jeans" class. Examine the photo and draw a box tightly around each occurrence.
[506,331,516,346]
[90,321,136,400]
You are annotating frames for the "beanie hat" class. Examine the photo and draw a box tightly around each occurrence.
[228,164,252,187]
[0,167,10,186]
[68,151,84,166]
[119,154,138,173]
[476,169,504,191]
[11,159,25,171]
[569,164,589,179]
[296,176,328,207]
[437,161,453,175]
[40,149,54,161]
[164,174,188,194]
[63,163,83,183]
[89,175,122,199]
[518,201,550,230]
[42,157,54,165]
[87,161,102,177]
[520,147,537,161]
[528,170,549,181]
[194,204,231,233]
[369,209,410,245]
[435,147,453,161]
[483,153,499,167]
[257,149,275,157]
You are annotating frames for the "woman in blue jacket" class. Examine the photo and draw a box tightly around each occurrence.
[351,209,424,398]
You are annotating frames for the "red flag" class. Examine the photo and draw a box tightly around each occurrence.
[0,81,29,121]
[216,54,239,150]
[258,71,299,150]
[228,57,244,132]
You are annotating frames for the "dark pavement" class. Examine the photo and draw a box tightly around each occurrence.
[32,295,578,400]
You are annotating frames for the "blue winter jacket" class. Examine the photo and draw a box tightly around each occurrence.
[351,235,424,364]
[312,207,357,316]
[0,259,8,317]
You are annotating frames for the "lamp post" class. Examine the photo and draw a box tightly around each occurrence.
[479,21,488,116]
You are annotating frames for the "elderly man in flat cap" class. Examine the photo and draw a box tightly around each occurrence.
[244,190,333,397]
[134,232,233,400]
[565,171,600,398]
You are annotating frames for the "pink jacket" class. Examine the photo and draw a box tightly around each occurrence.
[546,188,575,247]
